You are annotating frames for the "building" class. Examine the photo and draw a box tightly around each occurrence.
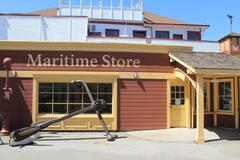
[0,0,239,144]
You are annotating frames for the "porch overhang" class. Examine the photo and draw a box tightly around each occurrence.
[169,52,240,75]
[169,51,240,144]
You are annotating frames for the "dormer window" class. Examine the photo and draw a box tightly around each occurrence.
[155,31,169,39]
[105,29,120,37]
[187,31,201,41]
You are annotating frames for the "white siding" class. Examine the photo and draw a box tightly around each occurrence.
[0,16,88,42]
[0,16,40,41]
[90,23,151,38]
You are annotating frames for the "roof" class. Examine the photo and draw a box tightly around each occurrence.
[144,12,187,24]
[28,8,58,16]
[24,8,208,28]
[169,52,240,71]
[219,32,240,42]
[143,12,209,29]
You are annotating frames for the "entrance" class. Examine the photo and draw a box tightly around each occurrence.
[170,79,187,127]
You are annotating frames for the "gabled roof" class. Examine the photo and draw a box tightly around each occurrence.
[169,52,240,72]
[219,32,240,42]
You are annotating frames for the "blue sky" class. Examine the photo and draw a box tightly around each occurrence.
[0,0,239,41]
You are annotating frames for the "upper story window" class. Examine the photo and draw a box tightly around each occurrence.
[155,31,169,39]
[133,30,147,38]
[105,29,120,37]
[173,34,183,40]
[187,31,201,41]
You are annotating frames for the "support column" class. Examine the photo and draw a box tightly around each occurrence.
[234,77,239,129]
[196,75,205,144]
[167,80,170,129]
[213,82,218,126]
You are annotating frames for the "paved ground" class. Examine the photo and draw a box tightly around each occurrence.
[0,128,240,160]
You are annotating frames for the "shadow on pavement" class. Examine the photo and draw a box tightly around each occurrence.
[205,127,240,142]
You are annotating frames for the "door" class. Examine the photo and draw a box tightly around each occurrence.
[170,80,187,127]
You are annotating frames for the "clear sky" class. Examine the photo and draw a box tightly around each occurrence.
[0,0,239,41]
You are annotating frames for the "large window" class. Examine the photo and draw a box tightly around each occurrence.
[133,30,146,38]
[218,81,232,111]
[187,31,201,41]
[38,83,112,114]
[171,86,185,105]
[105,29,120,37]
[155,31,169,39]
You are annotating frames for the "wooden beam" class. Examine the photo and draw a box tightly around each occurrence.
[196,74,205,144]
[234,77,239,129]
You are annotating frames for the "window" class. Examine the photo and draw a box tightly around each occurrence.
[218,82,232,111]
[173,34,183,40]
[203,82,209,112]
[171,86,184,105]
[155,31,169,39]
[194,82,209,112]
[232,38,238,50]
[105,29,120,37]
[133,30,146,38]
[38,83,112,114]
[187,31,201,41]
[89,32,101,37]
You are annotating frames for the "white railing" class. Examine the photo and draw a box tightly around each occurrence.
[58,0,143,21]
[87,37,220,52]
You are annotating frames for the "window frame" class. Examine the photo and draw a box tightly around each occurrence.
[217,79,234,113]
[37,82,113,115]
[187,31,201,41]
[133,30,147,38]
[105,29,120,37]
[171,85,185,106]
[193,80,211,113]
[155,31,170,39]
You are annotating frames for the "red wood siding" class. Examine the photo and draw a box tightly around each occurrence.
[118,79,167,130]
[194,114,214,128]
[0,50,173,73]
[0,78,33,131]
[217,115,235,128]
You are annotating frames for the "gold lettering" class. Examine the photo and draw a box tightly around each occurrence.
[133,59,141,68]
[43,58,51,66]
[52,58,59,66]
[27,54,42,66]
[75,58,90,67]
[102,55,111,67]
[117,59,125,68]
[90,58,98,67]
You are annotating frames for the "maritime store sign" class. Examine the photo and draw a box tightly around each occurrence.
[27,54,141,68]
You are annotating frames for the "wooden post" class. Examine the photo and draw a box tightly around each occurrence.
[196,75,205,144]
[234,77,239,129]
[213,82,218,126]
